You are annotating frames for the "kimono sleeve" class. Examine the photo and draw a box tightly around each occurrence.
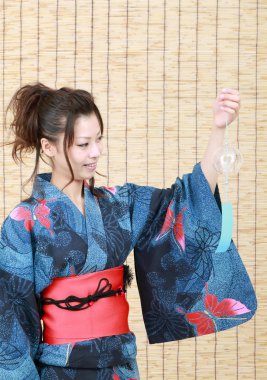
[127,161,222,250]
[132,161,257,344]
[0,210,41,379]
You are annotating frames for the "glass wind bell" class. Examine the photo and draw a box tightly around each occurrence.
[213,117,243,253]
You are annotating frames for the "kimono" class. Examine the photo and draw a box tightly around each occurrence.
[0,161,257,380]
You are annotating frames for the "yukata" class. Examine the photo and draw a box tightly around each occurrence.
[0,161,257,380]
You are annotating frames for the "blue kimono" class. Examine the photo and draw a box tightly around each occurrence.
[0,162,257,379]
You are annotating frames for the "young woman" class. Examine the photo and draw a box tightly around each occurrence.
[0,83,257,379]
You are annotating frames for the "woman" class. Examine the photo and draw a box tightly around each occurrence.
[0,83,257,379]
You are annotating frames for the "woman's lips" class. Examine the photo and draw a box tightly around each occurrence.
[84,163,97,171]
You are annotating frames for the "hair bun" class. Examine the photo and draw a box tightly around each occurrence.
[41,90,49,97]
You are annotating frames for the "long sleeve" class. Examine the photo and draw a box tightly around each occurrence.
[0,211,41,379]
[122,162,221,252]
[130,162,257,343]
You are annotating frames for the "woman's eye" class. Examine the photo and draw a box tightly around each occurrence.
[78,136,103,147]
[78,143,88,148]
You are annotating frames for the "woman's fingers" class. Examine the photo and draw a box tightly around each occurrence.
[220,105,237,114]
[213,88,240,126]
[217,88,241,114]
[219,100,240,111]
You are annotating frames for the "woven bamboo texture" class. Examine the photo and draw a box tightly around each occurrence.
[0,1,266,379]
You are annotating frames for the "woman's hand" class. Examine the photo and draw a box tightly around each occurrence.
[213,88,240,128]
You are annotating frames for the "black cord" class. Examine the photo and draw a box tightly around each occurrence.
[40,277,125,311]
[38,265,133,316]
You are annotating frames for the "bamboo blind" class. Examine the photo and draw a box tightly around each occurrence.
[0,1,266,379]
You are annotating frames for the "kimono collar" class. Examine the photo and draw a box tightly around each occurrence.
[31,172,91,201]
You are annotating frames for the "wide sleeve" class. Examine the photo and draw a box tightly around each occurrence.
[124,161,222,251]
[0,211,41,379]
[132,161,257,344]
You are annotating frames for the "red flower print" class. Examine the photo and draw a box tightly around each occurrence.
[156,200,174,240]
[113,374,137,380]
[173,207,186,251]
[10,207,34,232]
[103,185,117,195]
[10,198,55,236]
[83,179,90,189]
[156,201,186,251]
[177,282,251,335]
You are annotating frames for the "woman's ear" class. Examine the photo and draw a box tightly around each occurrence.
[40,137,57,158]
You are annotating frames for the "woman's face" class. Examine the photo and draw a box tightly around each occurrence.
[52,113,104,181]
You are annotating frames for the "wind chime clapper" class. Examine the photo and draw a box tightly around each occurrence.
[213,116,243,253]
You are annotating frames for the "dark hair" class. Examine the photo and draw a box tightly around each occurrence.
[1,81,107,202]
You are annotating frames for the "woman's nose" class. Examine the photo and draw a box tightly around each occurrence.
[89,141,101,158]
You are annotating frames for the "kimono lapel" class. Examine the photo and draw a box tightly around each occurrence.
[32,172,108,276]
[80,184,108,274]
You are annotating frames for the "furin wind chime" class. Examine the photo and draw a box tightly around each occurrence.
[213,115,243,253]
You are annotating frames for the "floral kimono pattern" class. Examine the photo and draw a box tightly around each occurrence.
[0,161,257,379]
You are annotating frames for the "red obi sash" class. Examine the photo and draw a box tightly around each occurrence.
[39,265,131,344]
